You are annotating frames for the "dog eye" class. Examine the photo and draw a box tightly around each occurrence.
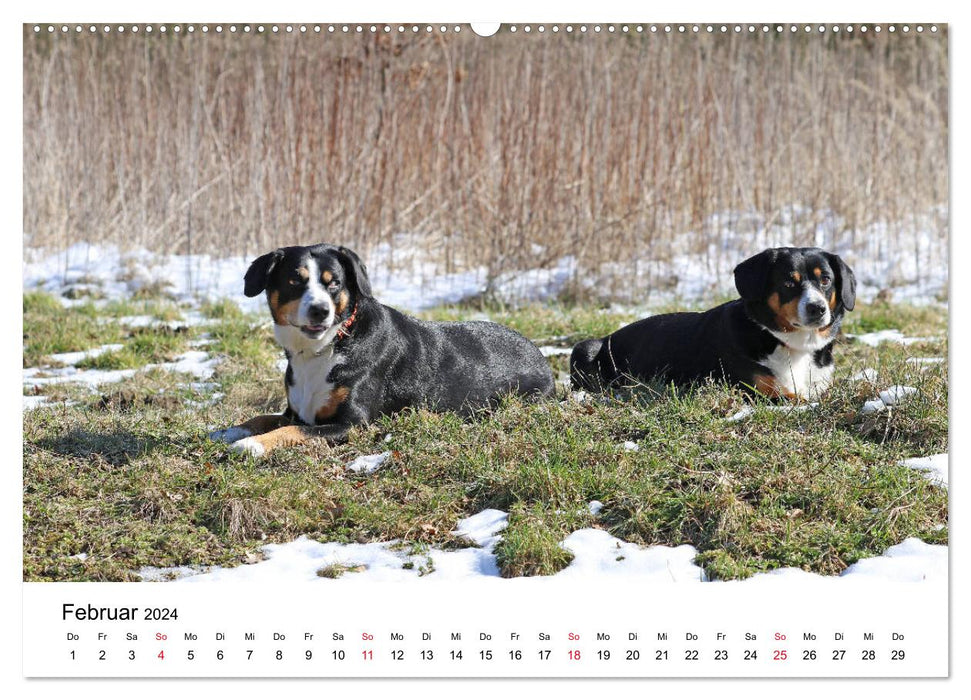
[327,279,341,290]
[288,278,302,286]
[820,276,832,286]
[784,280,796,288]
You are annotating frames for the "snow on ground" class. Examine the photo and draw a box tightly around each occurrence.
[738,539,946,584]
[23,243,268,313]
[24,365,138,391]
[838,539,946,582]
[907,357,946,367]
[849,329,938,347]
[538,346,573,357]
[850,368,879,383]
[24,350,220,391]
[48,344,124,366]
[22,395,74,411]
[149,350,220,380]
[23,347,222,410]
[556,530,704,582]
[861,385,918,415]
[346,452,392,474]
[899,453,948,488]
[454,509,508,547]
[23,205,947,314]
[136,506,945,586]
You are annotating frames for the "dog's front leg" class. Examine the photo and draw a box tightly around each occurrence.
[208,414,294,445]
[228,422,353,457]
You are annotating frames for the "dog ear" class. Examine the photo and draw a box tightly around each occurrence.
[243,249,284,297]
[825,252,856,311]
[734,249,778,301]
[336,246,373,298]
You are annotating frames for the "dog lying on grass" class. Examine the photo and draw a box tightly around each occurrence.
[210,243,555,456]
[570,247,856,400]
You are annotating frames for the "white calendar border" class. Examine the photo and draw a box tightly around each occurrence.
[4,0,965,696]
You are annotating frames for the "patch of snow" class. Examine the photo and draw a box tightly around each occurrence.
[732,539,947,584]
[587,501,604,516]
[538,346,572,357]
[23,395,51,410]
[907,357,945,367]
[189,381,218,392]
[49,344,124,366]
[558,530,706,582]
[850,368,879,383]
[861,385,918,414]
[346,452,392,474]
[899,453,948,488]
[22,395,76,411]
[849,329,937,347]
[726,406,755,422]
[839,539,947,582]
[23,348,221,393]
[772,402,818,414]
[24,365,138,390]
[622,441,640,451]
[147,351,220,380]
[453,509,508,548]
[111,315,157,327]
[23,242,267,313]
[185,392,224,409]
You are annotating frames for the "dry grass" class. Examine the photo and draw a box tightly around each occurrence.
[24,26,948,300]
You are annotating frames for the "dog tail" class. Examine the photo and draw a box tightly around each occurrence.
[570,338,604,391]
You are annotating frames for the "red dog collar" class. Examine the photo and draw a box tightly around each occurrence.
[336,304,359,340]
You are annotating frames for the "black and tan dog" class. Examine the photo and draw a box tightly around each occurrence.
[210,243,555,456]
[570,247,856,400]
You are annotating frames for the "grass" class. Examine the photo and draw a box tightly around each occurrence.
[23,292,948,582]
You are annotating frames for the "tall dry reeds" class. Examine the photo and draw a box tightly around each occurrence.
[23,26,948,300]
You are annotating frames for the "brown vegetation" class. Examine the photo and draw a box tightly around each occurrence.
[24,25,948,299]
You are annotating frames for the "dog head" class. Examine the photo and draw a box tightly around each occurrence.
[734,247,856,334]
[244,243,372,348]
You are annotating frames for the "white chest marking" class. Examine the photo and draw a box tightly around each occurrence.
[759,342,834,400]
[287,348,342,425]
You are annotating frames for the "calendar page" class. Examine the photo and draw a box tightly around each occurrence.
[19,1,954,688]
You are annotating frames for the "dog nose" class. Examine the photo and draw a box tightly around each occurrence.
[307,304,330,324]
[805,302,827,321]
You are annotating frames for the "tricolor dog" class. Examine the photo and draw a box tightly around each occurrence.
[210,243,555,456]
[570,247,856,400]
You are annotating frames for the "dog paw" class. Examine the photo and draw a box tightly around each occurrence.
[230,437,266,457]
[209,427,252,443]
